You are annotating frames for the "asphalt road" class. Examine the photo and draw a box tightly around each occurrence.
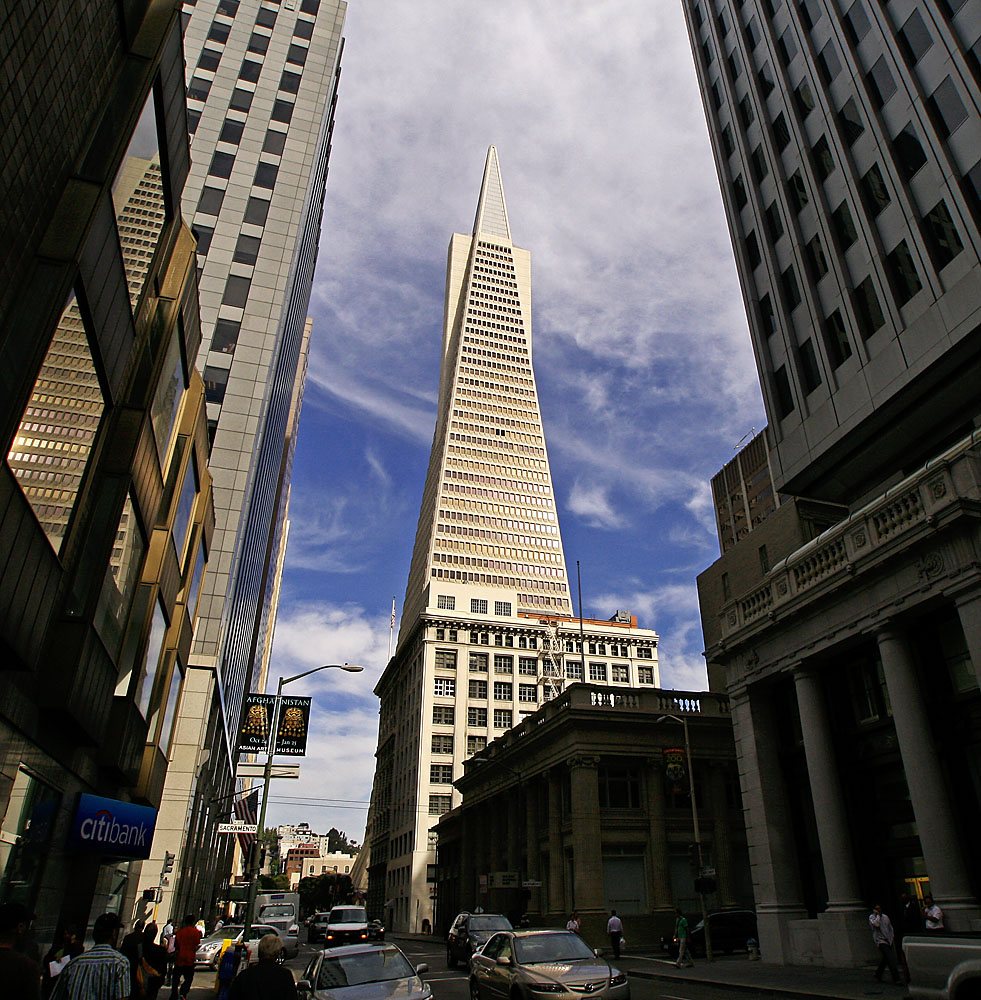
[185,934,774,1000]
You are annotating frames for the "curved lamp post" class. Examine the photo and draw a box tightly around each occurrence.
[242,663,364,946]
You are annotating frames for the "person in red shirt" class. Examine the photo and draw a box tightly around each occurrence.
[170,915,201,999]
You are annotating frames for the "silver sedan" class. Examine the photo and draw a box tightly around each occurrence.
[469,930,630,1000]
[298,942,431,1000]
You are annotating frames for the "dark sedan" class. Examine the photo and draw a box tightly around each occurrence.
[447,912,513,968]
[662,910,758,958]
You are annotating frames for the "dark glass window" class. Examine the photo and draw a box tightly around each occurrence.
[823,310,853,368]
[922,200,964,269]
[722,123,735,157]
[239,59,262,83]
[198,186,225,216]
[798,338,822,393]
[233,234,262,266]
[788,170,809,213]
[598,767,641,809]
[885,240,922,305]
[718,10,731,36]
[300,0,320,12]
[893,125,927,179]
[781,264,802,310]
[746,230,762,269]
[760,293,777,335]
[812,135,834,180]
[287,43,308,66]
[928,77,968,138]
[294,18,314,39]
[844,1,871,44]
[733,173,748,209]
[280,70,302,93]
[773,111,791,150]
[187,76,212,102]
[702,40,715,66]
[853,275,886,336]
[257,6,277,27]
[244,196,270,226]
[262,129,287,155]
[758,61,776,96]
[794,79,816,117]
[207,21,230,42]
[693,2,703,25]
[230,87,254,112]
[774,365,795,418]
[765,201,784,241]
[818,41,841,83]
[219,119,244,145]
[751,144,769,182]
[193,225,214,255]
[899,10,933,65]
[217,0,239,15]
[203,365,229,404]
[728,51,742,81]
[208,151,235,179]
[271,99,295,124]
[832,200,858,249]
[187,109,201,134]
[867,57,897,108]
[198,47,222,71]
[211,319,241,354]
[712,81,724,109]
[745,15,761,48]
[248,32,269,54]
[798,0,820,31]
[222,275,252,308]
[860,163,891,216]
[806,233,829,279]
[779,29,798,67]
[740,94,755,127]
[838,99,865,145]
[254,162,279,188]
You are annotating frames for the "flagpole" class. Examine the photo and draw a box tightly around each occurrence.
[388,596,396,659]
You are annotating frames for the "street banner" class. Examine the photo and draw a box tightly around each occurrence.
[238,693,277,753]
[274,696,312,755]
[663,747,687,794]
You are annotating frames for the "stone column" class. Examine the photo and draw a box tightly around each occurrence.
[525,777,541,917]
[547,770,565,919]
[877,626,980,928]
[793,665,873,966]
[731,686,808,964]
[709,763,739,910]
[567,755,604,918]
[645,759,673,915]
[507,785,521,875]
[954,589,981,691]
[461,808,477,909]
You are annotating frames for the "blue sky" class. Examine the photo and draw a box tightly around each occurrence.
[261,1,767,840]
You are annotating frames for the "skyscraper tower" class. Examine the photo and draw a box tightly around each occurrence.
[367,149,660,932]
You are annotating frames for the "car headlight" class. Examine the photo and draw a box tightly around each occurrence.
[609,974,627,986]
[527,984,565,993]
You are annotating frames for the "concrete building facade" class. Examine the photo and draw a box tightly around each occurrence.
[686,0,981,967]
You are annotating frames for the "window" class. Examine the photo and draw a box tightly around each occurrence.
[471,598,488,614]
[806,233,829,279]
[928,77,968,138]
[759,293,777,335]
[239,58,262,83]
[433,706,454,725]
[435,649,457,670]
[493,681,513,700]
[758,61,776,96]
[636,646,654,659]
[437,594,456,610]
[211,319,240,354]
[733,174,748,209]
[287,43,308,66]
[798,338,822,393]
[518,684,537,703]
[778,29,797,67]
[722,573,731,601]
[494,654,513,673]
[818,41,841,83]
[746,231,761,270]
[187,109,201,134]
[923,200,964,269]
[217,0,238,13]
[750,144,768,182]
[764,201,784,242]
[893,125,927,179]
[435,628,445,640]
[222,274,251,308]
[838,99,864,145]
[254,162,278,188]
[208,151,235,178]
[823,310,853,367]
[853,276,886,337]
[467,735,487,755]
[798,0,820,30]
[469,652,488,672]
[279,70,302,94]
[787,170,809,213]
[885,240,923,305]
[203,365,229,404]
[612,664,629,682]
[867,57,897,108]
[598,767,641,809]
[495,601,512,616]
[727,52,742,82]
[468,705,488,726]
[493,709,512,729]
[429,794,452,815]
[832,199,858,249]
[233,234,261,266]
[194,225,214,255]
[219,119,244,145]
[781,264,802,310]
[811,135,834,180]
[518,657,537,675]
[432,735,453,754]
[722,124,735,158]
[430,765,453,784]
[248,31,269,54]
[230,87,254,112]
[589,662,608,681]
[794,79,816,118]
[899,10,933,66]
[469,679,487,699]
[860,163,891,216]
[449,629,458,642]
[772,112,791,151]
[434,677,456,697]
[271,99,295,123]
[198,47,222,71]
[208,20,230,42]
[294,18,314,39]
[566,661,584,680]
[739,95,755,128]
[262,129,287,155]
[844,1,871,44]
[638,666,655,684]
[187,76,212,101]
[257,6,277,26]
[702,39,715,67]
[774,364,795,418]
[745,15,761,48]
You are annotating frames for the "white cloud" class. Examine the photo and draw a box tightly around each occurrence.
[566,480,628,530]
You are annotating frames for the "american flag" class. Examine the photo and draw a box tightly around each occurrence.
[234,789,260,854]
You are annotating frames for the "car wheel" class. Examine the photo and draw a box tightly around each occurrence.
[469,978,481,1000]
[447,947,458,969]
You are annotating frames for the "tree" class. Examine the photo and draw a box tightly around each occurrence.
[297,873,354,915]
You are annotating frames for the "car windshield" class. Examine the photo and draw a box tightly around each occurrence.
[331,908,367,923]
[317,947,415,988]
[470,916,512,932]
[205,926,244,940]
[514,933,596,965]
[260,905,294,918]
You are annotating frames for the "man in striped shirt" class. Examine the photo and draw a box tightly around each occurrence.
[52,912,130,1000]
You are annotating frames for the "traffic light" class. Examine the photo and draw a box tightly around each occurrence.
[694,876,717,894]
[687,844,698,872]
[163,851,176,874]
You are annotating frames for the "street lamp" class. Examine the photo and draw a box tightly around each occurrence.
[241,663,364,947]
[656,713,713,962]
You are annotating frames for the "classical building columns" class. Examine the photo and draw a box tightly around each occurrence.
[646,759,673,913]
[876,626,980,927]
[547,770,565,917]
[708,762,739,911]
[954,590,981,691]
[525,778,541,916]
[567,755,604,914]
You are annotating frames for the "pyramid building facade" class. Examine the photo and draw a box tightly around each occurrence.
[367,149,661,932]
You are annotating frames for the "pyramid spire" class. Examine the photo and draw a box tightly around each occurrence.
[472,145,511,241]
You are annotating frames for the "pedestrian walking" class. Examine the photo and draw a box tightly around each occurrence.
[160,920,175,987]
[565,911,580,934]
[51,912,130,1000]
[42,922,83,999]
[674,909,694,968]
[228,935,297,1000]
[120,921,145,989]
[869,904,902,985]
[169,915,201,999]
[606,910,623,960]
[0,901,41,1000]
[136,924,167,1000]
[923,896,944,931]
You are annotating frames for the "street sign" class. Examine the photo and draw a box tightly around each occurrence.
[236,763,301,779]
[699,866,716,877]
[521,881,543,888]
[218,822,258,834]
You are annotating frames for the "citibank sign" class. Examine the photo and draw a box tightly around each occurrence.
[68,794,158,859]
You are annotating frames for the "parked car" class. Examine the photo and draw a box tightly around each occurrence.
[309,912,331,943]
[297,942,431,1000]
[194,924,280,969]
[324,905,371,946]
[447,912,513,968]
[661,910,758,958]
[470,929,630,1000]
[367,919,386,942]
[905,932,981,999]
